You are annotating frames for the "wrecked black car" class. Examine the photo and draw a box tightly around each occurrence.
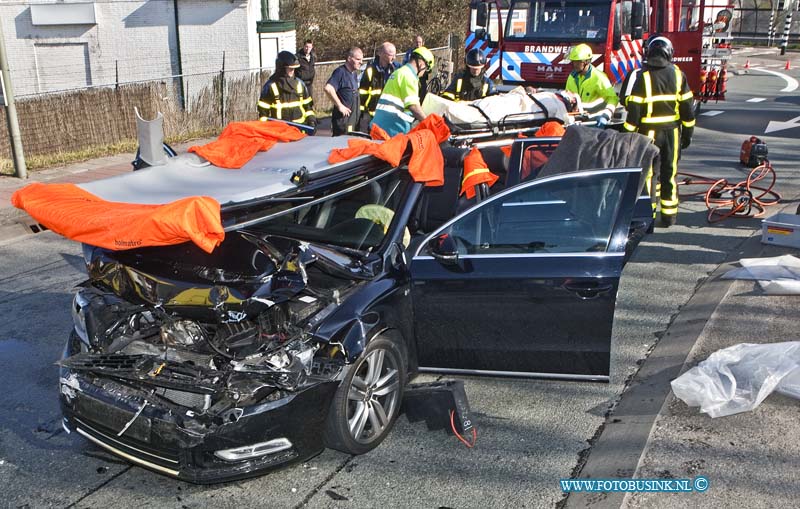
[58,131,649,483]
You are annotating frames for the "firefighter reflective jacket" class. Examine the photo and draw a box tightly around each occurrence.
[441,70,497,102]
[566,65,618,120]
[371,64,420,137]
[258,76,316,126]
[623,64,695,132]
[359,61,398,117]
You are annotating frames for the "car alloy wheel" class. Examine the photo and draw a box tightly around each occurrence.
[347,347,401,444]
[324,334,406,454]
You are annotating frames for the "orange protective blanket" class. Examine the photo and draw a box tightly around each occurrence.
[461,147,499,199]
[12,183,224,253]
[328,114,451,186]
[499,121,566,158]
[188,121,306,169]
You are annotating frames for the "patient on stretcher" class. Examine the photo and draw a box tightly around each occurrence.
[421,86,582,133]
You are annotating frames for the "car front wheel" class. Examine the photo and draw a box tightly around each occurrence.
[323,334,406,455]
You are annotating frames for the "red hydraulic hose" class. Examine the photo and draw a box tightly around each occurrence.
[676,162,781,223]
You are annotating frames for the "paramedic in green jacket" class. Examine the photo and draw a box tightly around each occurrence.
[565,44,618,128]
[370,47,435,137]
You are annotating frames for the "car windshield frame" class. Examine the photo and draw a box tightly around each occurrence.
[230,168,409,252]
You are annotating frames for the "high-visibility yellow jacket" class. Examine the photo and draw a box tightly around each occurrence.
[258,76,316,126]
[566,65,618,120]
[371,64,420,137]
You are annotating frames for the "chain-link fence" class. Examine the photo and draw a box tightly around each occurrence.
[0,45,452,174]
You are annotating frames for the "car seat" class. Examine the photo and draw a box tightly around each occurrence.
[413,147,467,234]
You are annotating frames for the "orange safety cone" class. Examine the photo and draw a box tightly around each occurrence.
[785,60,791,70]
[744,59,750,69]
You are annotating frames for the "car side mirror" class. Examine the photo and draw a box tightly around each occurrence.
[428,233,460,265]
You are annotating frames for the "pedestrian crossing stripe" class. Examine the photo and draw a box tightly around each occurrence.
[700,111,724,116]
[746,98,766,102]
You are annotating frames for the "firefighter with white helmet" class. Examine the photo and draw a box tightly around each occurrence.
[623,35,695,227]
[565,43,618,127]
[371,46,435,136]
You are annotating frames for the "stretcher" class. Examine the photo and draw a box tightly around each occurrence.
[421,87,583,144]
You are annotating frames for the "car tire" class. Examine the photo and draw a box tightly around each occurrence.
[323,333,406,455]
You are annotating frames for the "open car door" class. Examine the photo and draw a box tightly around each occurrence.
[409,167,642,381]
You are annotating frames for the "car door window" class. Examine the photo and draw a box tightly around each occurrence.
[443,171,628,254]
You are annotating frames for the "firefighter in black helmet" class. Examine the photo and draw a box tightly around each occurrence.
[623,35,695,227]
[441,49,497,102]
[258,51,317,131]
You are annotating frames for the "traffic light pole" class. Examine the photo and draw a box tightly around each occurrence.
[0,21,27,179]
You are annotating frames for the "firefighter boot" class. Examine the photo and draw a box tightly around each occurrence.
[660,214,677,228]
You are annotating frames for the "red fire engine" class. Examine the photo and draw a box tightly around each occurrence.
[466,0,733,105]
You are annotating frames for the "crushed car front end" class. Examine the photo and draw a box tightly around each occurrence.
[59,233,369,483]
[58,160,416,482]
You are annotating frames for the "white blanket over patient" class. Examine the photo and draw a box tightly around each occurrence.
[421,86,577,127]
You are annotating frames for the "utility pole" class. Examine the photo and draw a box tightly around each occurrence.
[780,0,795,56]
[0,20,27,179]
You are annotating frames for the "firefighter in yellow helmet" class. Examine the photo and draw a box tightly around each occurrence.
[623,35,694,228]
[565,44,618,127]
[371,46,434,137]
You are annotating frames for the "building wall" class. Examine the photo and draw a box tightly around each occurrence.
[0,0,263,97]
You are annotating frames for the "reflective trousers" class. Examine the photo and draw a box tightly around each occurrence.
[644,126,680,218]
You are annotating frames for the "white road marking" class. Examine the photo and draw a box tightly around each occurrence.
[700,110,725,117]
[765,115,800,134]
[752,67,799,92]
[746,98,767,102]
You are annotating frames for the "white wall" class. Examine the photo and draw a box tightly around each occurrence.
[0,0,261,97]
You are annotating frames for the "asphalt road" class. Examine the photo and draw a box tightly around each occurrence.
[0,49,798,508]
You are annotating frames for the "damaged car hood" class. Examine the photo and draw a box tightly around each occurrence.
[83,232,369,320]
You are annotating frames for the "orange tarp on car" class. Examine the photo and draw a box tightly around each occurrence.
[328,114,451,187]
[12,183,224,253]
[188,121,306,169]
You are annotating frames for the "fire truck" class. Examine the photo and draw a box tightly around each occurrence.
[466,0,733,105]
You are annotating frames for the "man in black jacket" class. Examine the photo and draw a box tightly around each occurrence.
[296,40,316,91]
[623,35,695,227]
[324,47,364,136]
[359,42,399,124]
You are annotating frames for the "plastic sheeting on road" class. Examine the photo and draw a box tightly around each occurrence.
[721,255,800,295]
[671,342,800,418]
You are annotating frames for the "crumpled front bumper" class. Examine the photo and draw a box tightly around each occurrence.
[59,365,338,484]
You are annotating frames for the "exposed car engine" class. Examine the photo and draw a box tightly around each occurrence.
[60,234,358,417]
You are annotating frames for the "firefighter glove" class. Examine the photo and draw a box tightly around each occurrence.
[594,114,609,129]
[680,127,693,149]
